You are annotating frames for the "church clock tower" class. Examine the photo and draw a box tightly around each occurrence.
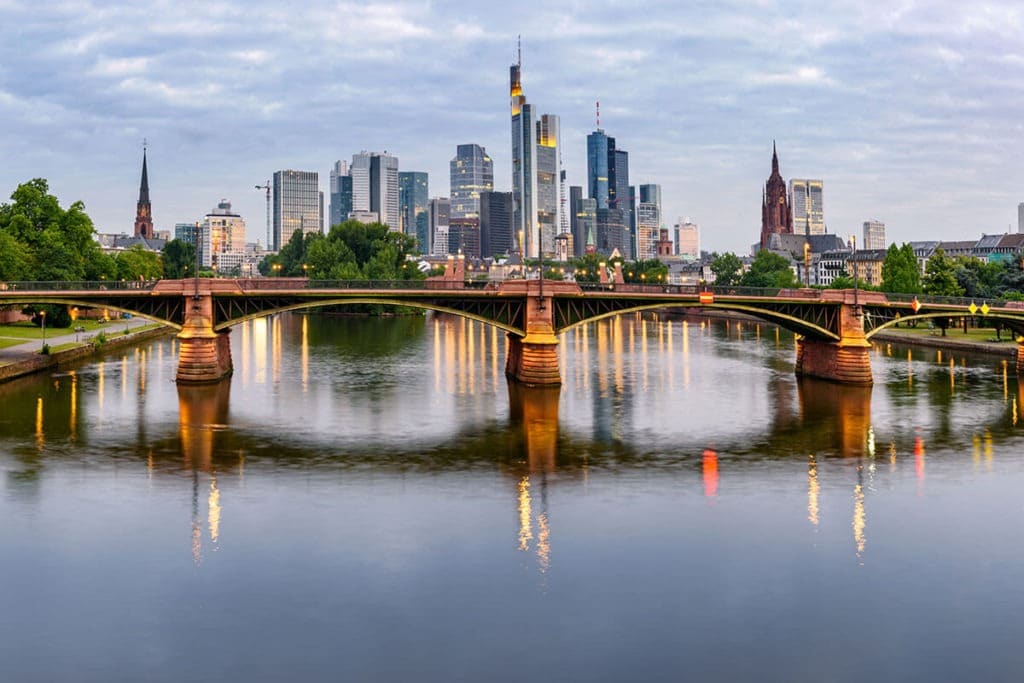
[134,144,154,239]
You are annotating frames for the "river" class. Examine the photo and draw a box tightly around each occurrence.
[1,311,1022,681]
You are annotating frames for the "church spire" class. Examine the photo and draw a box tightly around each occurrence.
[771,140,779,174]
[134,142,154,239]
[139,145,150,204]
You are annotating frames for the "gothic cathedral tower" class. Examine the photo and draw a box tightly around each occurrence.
[760,142,791,249]
[134,146,154,239]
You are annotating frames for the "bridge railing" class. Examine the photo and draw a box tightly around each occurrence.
[0,280,159,292]
[576,282,794,298]
[234,278,490,292]
[883,292,1024,309]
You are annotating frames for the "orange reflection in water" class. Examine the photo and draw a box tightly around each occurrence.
[702,449,718,497]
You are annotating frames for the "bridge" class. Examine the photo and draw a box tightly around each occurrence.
[3,277,1024,386]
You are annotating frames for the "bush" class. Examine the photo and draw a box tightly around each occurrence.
[40,343,50,355]
[94,332,107,347]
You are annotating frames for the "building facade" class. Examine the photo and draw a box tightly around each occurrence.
[674,219,699,258]
[450,144,493,220]
[350,151,400,230]
[428,197,451,257]
[399,171,429,252]
[636,184,662,259]
[863,220,886,250]
[201,199,246,270]
[790,179,824,235]
[480,191,513,258]
[272,170,320,251]
[329,160,352,228]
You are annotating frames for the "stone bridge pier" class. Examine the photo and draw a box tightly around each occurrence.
[504,280,574,387]
[795,302,872,385]
[176,293,233,384]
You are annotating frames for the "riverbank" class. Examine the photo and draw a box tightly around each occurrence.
[0,324,172,384]
[668,308,1019,358]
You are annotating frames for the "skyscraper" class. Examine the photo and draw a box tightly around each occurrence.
[350,151,400,230]
[450,144,493,219]
[200,200,246,269]
[480,191,513,258]
[863,220,886,250]
[760,143,792,249]
[510,52,561,259]
[428,197,450,257]
[329,160,353,228]
[1018,202,1024,233]
[399,171,429,253]
[569,185,584,257]
[674,219,699,258]
[790,178,824,235]
[587,126,631,257]
[636,184,662,259]
[272,170,320,251]
[134,147,153,239]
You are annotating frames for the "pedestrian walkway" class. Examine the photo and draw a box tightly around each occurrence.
[0,318,158,365]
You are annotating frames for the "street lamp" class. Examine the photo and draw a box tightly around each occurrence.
[40,310,46,351]
[272,263,282,277]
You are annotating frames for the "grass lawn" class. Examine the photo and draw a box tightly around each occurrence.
[0,318,118,340]
[882,324,1018,343]
[0,338,26,349]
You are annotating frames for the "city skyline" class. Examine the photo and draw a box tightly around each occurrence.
[1,1,1023,254]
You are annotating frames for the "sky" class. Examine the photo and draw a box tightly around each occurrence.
[1,0,1023,255]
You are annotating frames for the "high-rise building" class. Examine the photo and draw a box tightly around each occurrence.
[428,197,450,257]
[863,220,886,250]
[510,54,561,259]
[674,219,699,259]
[272,170,320,251]
[636,184,662,259]
[350,151,400,230]
[450,144,493,220]
[449,218,480,259]
[1018,202,1024,233]
[199,200,246,272]
[587,127,631,257]
[480,191,513,258]
[329,160,353,228]
[569,186,584,257]
[399,171,429,253]
[790,178,824,235]
[134,147,154,239]
[578,197,597,255]
[760,143,792,249]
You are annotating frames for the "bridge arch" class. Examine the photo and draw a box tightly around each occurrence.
[0,296,182,330]
[555,301,840,341]
[213,297,527,336]
[865,311,1024,340]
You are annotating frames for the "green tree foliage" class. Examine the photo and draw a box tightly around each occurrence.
[621,258,668,284]
[0,179,113,282]
[741,250,798,288]
[258,220,423,281]
[880,243,922,294]
[162,239,195,279]
[115,244,163,281]
[922,247,963,297]
[709,252,743,286]
[571,254,612,283]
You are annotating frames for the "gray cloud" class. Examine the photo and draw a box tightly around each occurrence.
[0,0,1022,252]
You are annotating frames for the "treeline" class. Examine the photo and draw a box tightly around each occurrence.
[259,220,424,281]
[709,244,1024,297]
[0,179,162,283]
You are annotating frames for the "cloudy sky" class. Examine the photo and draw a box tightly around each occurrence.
[1,0,1022,254]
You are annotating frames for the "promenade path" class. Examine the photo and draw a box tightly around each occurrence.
[0,317,156,366]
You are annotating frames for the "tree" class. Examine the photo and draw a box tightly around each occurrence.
[621,258,668,284]
[0,231,30,281]
[162,239,195,279]
[922,247,963,297]
[115,244,163,281]
[880,243,921,294]
[709,252,742,286]
[741,250,798,288]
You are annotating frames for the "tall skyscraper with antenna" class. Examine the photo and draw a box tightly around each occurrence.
[510,40,562,259]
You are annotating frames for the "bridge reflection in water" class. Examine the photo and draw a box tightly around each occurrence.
[5,311,1024,569]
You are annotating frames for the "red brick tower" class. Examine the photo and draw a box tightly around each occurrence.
[760,142,791,249]
[134,146,154,239]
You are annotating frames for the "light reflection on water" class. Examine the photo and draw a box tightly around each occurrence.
[2,311,1024,681]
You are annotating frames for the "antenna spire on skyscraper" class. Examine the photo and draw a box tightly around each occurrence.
[596,100,600,128]
[517,35,521,67]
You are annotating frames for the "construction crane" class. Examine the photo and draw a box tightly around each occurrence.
[255,181,271,250]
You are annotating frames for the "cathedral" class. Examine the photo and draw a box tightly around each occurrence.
[759,142,792,249]
[134,146,154,239]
